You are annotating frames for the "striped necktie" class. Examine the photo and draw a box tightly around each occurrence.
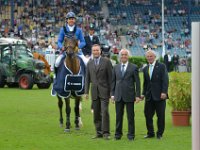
[95,58,99,65]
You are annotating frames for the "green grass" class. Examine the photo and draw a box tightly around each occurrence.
[0,85,191,150]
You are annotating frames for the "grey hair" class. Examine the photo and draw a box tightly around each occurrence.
[118,48,131,62]
[145,50,157,57]
[119,48,131,57]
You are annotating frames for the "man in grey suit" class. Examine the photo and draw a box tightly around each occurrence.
[85,44,113,140]
[141,50,169,140]
[111,49,141,141]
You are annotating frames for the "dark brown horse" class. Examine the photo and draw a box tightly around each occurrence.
[57,37,83,132]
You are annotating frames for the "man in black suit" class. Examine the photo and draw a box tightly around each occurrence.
[164,51,171,72]
[172,52,179,72]
[111,49,141,141]
[85,44,112,140]
[82,24,100,57]
[141,50,169,139]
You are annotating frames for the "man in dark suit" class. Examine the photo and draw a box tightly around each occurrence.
[111,49,141,141]
[172,52,179,72]
[82,24,100,57]
[85,44,112,140]
[164,51,171,72]
[141,50,169,140]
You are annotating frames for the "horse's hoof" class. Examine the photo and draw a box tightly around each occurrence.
[75,126,80,130]
[64,128,70,132]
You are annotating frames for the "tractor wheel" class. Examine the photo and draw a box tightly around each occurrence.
[37,77,51,89]
[0,73,6,88]
[19,74,34,89]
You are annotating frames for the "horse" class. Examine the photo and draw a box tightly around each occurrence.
[52,37,85,132]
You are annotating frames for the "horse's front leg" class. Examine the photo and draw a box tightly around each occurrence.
[57,95,63,127]
[64,98,71,132]
[74,96,82,130]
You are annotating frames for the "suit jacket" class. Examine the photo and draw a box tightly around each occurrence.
[164,54,171,64]
[82,35,100,56]
[172,55,179,65]
[142,61,169,101]
[111,62,141,102]
[85,57,112,100]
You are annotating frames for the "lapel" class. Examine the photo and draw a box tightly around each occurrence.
[152,61,159,79]
[146,64,151,81]
[117,64,123,78]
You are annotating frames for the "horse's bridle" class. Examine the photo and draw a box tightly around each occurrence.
[64,37,78,57]
[65,46,76,57]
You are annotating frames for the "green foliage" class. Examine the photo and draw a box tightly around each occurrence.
[159,57,164,63]
[111,55,147,68]
[111,55,119,64]
[128,56,147,68]
[168,72,191,111]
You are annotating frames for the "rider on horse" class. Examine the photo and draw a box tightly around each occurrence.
[52,12,86,131]
[55,11,88,67]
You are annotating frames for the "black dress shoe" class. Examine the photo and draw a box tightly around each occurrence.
[114,137,121,140]
[144,135,155,138]
[157,135,162,140]
[128,138,134,141]
[103,135,111,140]
[92,135,103,139]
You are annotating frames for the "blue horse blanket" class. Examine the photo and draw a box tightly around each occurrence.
[51,54,85,98]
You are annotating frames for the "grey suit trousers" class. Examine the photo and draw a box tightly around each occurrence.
[93,97,110,136]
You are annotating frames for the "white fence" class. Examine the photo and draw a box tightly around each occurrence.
[45,48,56,71]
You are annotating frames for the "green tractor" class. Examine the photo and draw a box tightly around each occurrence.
[0,38,51,89]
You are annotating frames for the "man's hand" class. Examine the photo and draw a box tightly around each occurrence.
[110,96,115,104]
[161,93,167,100]
[135,97,141,104]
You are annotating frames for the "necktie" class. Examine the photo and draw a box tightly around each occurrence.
[149,64,153,79]
[95,58,98,65]
[121,64,125,77]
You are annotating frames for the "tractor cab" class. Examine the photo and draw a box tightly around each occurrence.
[0,38,51,89]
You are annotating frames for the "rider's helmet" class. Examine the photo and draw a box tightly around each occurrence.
[66,12,76,19]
